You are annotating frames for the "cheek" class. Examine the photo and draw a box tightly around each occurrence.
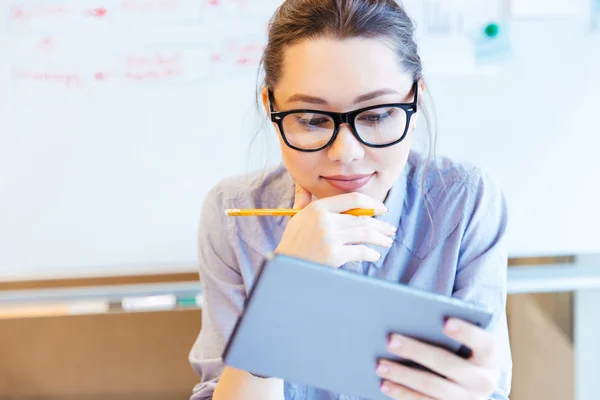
[370,135,411,177]
[279,138,320,183]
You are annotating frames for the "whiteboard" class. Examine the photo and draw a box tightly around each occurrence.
[0,0,599,280]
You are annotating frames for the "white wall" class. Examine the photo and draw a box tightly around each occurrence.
[0,1,599,280]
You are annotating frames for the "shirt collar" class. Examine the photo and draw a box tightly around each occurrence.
[370,167,408,268]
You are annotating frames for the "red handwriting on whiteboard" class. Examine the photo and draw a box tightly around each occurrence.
[211,42,264,68]
[229,42,264,66]
[11,4,70,24]
[36,37,54,56]
[87,7,108,17]
[207,0,247,7]
[16,69,82,88]
[124,52,183,81]
[121,0,180,11]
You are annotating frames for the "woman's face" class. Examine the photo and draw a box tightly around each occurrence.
[263,37,419,202]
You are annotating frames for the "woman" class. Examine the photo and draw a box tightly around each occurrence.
[189,0,512,398]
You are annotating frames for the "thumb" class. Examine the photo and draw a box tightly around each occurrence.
[293,182,312,210]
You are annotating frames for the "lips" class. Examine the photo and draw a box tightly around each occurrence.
[322,173,374,191]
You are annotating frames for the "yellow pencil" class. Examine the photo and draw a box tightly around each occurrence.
[225,208,377,217]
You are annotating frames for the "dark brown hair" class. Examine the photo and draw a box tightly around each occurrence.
[261,0,422,90]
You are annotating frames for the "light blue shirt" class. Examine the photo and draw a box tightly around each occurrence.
[189,151,512,400]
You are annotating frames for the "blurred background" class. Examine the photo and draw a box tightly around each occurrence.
[1,0,599,399]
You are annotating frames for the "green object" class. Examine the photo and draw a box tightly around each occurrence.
[177,297,198,307]
[484,23,499,38]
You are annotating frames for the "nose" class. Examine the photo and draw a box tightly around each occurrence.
[326,124,365,164]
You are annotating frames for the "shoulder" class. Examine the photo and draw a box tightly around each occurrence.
[199,164,293,258]
[406,151,504,208]
[407,151,498,192]
[202,163,294,211]
[400,152,505,257]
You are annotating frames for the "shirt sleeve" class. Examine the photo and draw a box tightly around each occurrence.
[452,171,513,400]
[188,186,246,400]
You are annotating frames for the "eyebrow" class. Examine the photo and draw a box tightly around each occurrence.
[285,88,401,105]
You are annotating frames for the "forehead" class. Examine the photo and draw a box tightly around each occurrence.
[277,37,414,104]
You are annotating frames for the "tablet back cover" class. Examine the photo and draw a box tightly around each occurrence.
[223,254,492,399]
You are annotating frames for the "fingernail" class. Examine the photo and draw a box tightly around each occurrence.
[376,362,389,374]
[381,382,391,393]
[445,319,460,332]
[389,336,402,349]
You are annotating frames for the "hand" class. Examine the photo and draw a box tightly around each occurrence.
[376,318,499,400]
[274,183,397,267]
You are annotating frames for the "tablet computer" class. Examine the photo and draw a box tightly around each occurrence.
[222,253,493,400]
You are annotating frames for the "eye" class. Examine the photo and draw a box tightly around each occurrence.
[298,117,329,126]
[293,114,332,131]
[358,108,395,124]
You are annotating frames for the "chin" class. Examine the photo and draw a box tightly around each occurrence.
[314,180,375,199]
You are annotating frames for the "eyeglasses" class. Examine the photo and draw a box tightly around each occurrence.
[268,81,418,152]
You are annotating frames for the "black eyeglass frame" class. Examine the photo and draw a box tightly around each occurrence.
[268,80,418,152]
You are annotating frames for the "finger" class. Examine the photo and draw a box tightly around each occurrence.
[339,244,381,263]
[340,227,394,248]
[443,318,497,368]
[293,182,312,210]
[387,334,486,390]
[377,361,468,400]
[379,379,436,400]
[334,214,397,237]
[316,192,387,215]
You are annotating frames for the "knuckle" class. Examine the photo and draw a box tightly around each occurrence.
[315,211,329,227]
[359,215,370,227]
[439,349,455,369]
[480,337,496,358]
[387,384,404,399]
[361,226,371,239]
[309,200,324,213]
[363,246,378,261]
[369,218,381,229]
[478,371,498,393]
[308,202,323,215]
[399,336,417,354]
[322,229,334,245]
[315,204,328,217]
[359,245,370,259]
[350,192,363,203]
[404,389,424,400]
[328,253,341,267]
[329,247,339,259]
[317,222,334,245]
[420,375,443,396]
[327,246,344,262]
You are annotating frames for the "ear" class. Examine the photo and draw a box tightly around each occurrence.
[410,113,419,131]
[417,78,426,107]
[260,86,270,116]
[412,79,426,130]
